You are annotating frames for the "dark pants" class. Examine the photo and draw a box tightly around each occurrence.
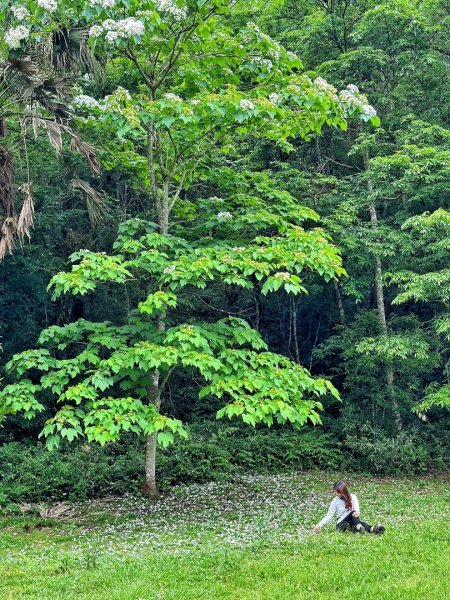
[336,511,373,532]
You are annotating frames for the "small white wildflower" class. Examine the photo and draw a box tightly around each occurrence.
[37,0,58,11]
[239,99,255,111]
[232,247,245,252]
[4,26,29,49]
[164,265,176,273]
[217,211,233,221]
[347,84,360,93]
[269,93,280,105]
[11,6,30,20]
[190,99,201,105]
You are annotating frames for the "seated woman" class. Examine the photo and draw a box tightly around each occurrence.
[312,480,385,534]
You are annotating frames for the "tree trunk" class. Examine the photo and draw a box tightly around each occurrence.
[143,370,161,499]
[363,147,403,431]
[333,280,347,327]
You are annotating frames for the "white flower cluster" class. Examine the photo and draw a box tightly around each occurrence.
[89,18,145,41]
[164,265,176,273]
[314,77,337,94]
[190,99,201,105]
[274,272,291,280]
[217,211,233,221]
[338,84,377,118]
[232,247,245,252]
[361,104,377,117]
[269,93,280,105]
[239,99,255,111]
[73,94,100,109]
[253,57,273,71]
[288,84,301,94]
[268,47,281,60]
[156,0,187,21]
[164,93,183,102]
[37,0,58,11]
[4,25,29,49]
[12,6,30,20]
[246,22,260,33]
[91,0,116,7]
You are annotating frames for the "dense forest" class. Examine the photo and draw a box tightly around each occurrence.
[0,0,449,504]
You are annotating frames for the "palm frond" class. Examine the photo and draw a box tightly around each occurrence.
[69,134,101,174]
[17,183,34,242]
[71,177,107,225]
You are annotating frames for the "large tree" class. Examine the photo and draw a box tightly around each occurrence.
[0,0,376,496]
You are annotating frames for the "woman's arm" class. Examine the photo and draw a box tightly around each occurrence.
[313,498,337,532]
[352,494,360,514]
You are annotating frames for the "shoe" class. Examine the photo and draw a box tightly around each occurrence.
[357,525,366,534]
[373,524,385,535]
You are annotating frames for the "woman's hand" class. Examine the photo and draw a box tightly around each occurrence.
[312,525,320,533]
[353,511,360,517]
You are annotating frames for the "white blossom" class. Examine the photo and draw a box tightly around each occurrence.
[91,0,116,7]
[267,47,281,60]
[269,93,280,105]
[190,99,201,105]
[246,22,260,32]
[362,104,377,117]
[116,18,145,37]
[254,57,273,71]
[37,0,58,11]
[338,90,363,107]
[346,84,359,94]
[102,19,118,30]
[73,94,100,109]
[11,6,30,20]
[156,0,187,21]
[239,99,255,111]
[217,211,233,221]
[106,30,119,43]
[4,26,29,49]
[164,265,176,273]
[274,272,291,280]
[89,25,103,37]
[232,247,245,252]
[164,93,182,102]
[314,77,337,94]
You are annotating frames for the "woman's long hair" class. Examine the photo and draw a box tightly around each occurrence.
[334,480,352,510]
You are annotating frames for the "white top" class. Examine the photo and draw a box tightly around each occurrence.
[317,494,360,528]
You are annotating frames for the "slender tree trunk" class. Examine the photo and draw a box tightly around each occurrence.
[333,280,347,327]
[143,121,172,498]
[291,296,301,364]
[363,147,403,431]
[143,371,162,499]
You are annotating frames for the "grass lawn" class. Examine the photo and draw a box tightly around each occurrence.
[0,472,448,599]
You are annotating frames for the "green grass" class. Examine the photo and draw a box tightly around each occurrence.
[0,472,448,599]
